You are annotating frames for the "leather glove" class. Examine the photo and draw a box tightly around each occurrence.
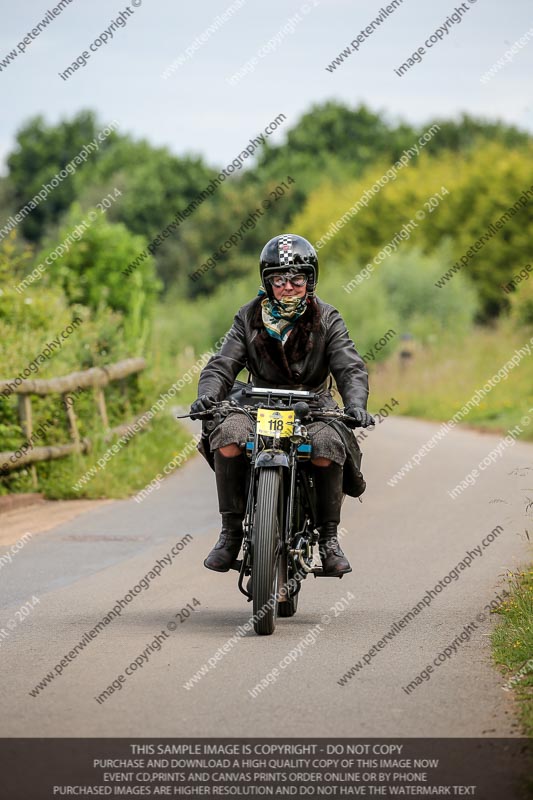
[190,394,215,420]
[344,406,375,428]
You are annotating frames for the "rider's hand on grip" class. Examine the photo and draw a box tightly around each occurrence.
[344,406,375,428]
[190,394,215,420]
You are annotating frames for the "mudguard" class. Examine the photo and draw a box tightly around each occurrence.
[255,449,290,469]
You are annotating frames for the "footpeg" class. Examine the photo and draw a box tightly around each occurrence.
[311,567,345,578]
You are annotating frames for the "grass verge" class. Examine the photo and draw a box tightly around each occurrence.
[491,566,533,736]
[24,415,193,500]
[368,321,533,440]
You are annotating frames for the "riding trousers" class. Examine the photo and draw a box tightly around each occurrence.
[209,411,346,466]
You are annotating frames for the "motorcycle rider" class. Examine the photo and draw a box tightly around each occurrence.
[190,233,373,577]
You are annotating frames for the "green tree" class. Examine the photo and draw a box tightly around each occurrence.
[173,180,294,298]
[256,102,414,176]
[6,111,119,242]
[293,142,533,319]
[249,102,417,220]
[83,137,216,241]
[417,113,531,156]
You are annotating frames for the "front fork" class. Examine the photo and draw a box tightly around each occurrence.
[237,450,290,602]
[288,463,319,578]
[237,447,318,601]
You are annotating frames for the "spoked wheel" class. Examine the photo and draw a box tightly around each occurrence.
[252,468,283,635]
[277,549,299,618]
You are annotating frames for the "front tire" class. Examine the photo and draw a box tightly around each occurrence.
[252,468,282,635]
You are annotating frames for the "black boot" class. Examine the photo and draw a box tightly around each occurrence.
[314,462,352,577]
[204,450,248,572]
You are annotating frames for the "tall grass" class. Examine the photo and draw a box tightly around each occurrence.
[491,567,533,737]
[369,319,533,439]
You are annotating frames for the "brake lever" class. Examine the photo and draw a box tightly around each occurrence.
[176,410,216,420]
[341,414,359,430]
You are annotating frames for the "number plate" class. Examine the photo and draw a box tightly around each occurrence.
[256,408,295,437]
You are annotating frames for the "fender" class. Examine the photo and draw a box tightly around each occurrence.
[255,449,289,469]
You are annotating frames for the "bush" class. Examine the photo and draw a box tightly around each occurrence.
[0,230,156,496]
[508,264,533,326]
[37,205,161,350]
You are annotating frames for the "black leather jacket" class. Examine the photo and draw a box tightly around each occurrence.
[197,295,368,409]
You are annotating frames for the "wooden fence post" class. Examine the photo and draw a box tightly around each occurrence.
[17,394,37,488]
[94,387,110,432]
[62,393,81,450]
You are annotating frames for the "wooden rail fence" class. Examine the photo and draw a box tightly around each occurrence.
[0,358,146,483]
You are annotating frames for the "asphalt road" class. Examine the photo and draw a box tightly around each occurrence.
[0,416,531,737]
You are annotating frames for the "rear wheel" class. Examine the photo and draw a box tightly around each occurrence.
[252,468,282,635]
[277,549,299,617]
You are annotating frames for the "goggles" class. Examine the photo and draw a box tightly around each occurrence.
[267,272,308,288]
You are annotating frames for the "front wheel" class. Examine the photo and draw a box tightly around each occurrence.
[252,468,282,635]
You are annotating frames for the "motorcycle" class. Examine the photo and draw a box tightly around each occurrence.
[180,386,368,636]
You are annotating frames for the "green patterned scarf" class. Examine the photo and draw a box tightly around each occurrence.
[258,288,308,344]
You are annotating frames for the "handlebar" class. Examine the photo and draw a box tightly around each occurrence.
[177,399,374,429]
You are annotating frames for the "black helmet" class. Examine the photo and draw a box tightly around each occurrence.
[259,233,319,299]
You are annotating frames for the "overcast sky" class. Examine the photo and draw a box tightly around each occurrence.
[1,0,532,171]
